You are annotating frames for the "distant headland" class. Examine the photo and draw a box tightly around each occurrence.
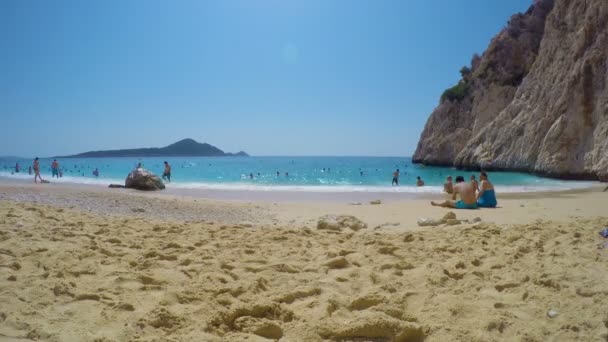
[56,139,249,158]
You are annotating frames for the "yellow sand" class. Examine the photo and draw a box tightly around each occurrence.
[0,185,607,341]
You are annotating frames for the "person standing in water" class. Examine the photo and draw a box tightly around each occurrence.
[33,158,43,183]
[93,168,99,177]
[392,169,400,186]
[28,166,32,175]
[15,163,20,173]
[51,159,59,178]
[162,161,171,182]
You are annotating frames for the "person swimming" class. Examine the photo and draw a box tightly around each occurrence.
[476,172,497,208]
[416,176,425,187]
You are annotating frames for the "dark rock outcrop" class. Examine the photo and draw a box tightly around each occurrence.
[125,168,165,191]
[57,138,249,158]
[413,0,608,181]
[108,184,126,189]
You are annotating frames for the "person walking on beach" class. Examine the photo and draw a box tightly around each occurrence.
[162,161,171,182]
[443,176,453,194]
[416,176,425,186]
[431,176,477,209]
[476,172,497,208]
[33,157,43,183]
[51,159,59,178]
[392,169,400,186]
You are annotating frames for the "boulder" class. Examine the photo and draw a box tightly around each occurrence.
[417,218,443,227]
[125,168,165,191]
[317,215,367,232]
[418,211,462,226]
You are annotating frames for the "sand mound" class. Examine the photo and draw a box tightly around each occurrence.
[0,200,607,341]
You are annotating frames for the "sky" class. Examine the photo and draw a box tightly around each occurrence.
[0,0,534,157]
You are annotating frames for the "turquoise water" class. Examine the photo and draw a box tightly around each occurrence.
[0,156,595,193]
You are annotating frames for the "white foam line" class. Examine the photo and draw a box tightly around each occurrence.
[0,172,597,193]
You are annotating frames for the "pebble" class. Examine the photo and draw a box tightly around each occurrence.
[547,309,558,318]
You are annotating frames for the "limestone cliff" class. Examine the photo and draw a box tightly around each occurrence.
[413,0,608,181]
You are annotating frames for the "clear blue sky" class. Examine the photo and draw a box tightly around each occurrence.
[1,0,533,157]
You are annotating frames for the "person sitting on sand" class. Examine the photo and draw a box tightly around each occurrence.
[162,161,171,182]
[416,176,425,187]
[431,176,477,209]
[443,176,453,194]
[476,172,497,208]
[33,157,43,183]
[470,175,479,192]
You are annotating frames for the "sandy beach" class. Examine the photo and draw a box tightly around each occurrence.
[1,182,607,341]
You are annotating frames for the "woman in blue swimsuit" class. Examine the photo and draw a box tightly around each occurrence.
[476,172,497,208]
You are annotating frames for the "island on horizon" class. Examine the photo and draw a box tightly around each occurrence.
[55,138,249,158]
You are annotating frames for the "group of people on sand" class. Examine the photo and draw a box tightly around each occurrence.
[432,171,497,209]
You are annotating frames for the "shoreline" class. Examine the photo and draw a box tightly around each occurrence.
[0,176,602,203]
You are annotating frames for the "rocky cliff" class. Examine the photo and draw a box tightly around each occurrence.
[413,0,608,181]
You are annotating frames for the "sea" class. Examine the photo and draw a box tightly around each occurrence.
[0,156,597,194]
